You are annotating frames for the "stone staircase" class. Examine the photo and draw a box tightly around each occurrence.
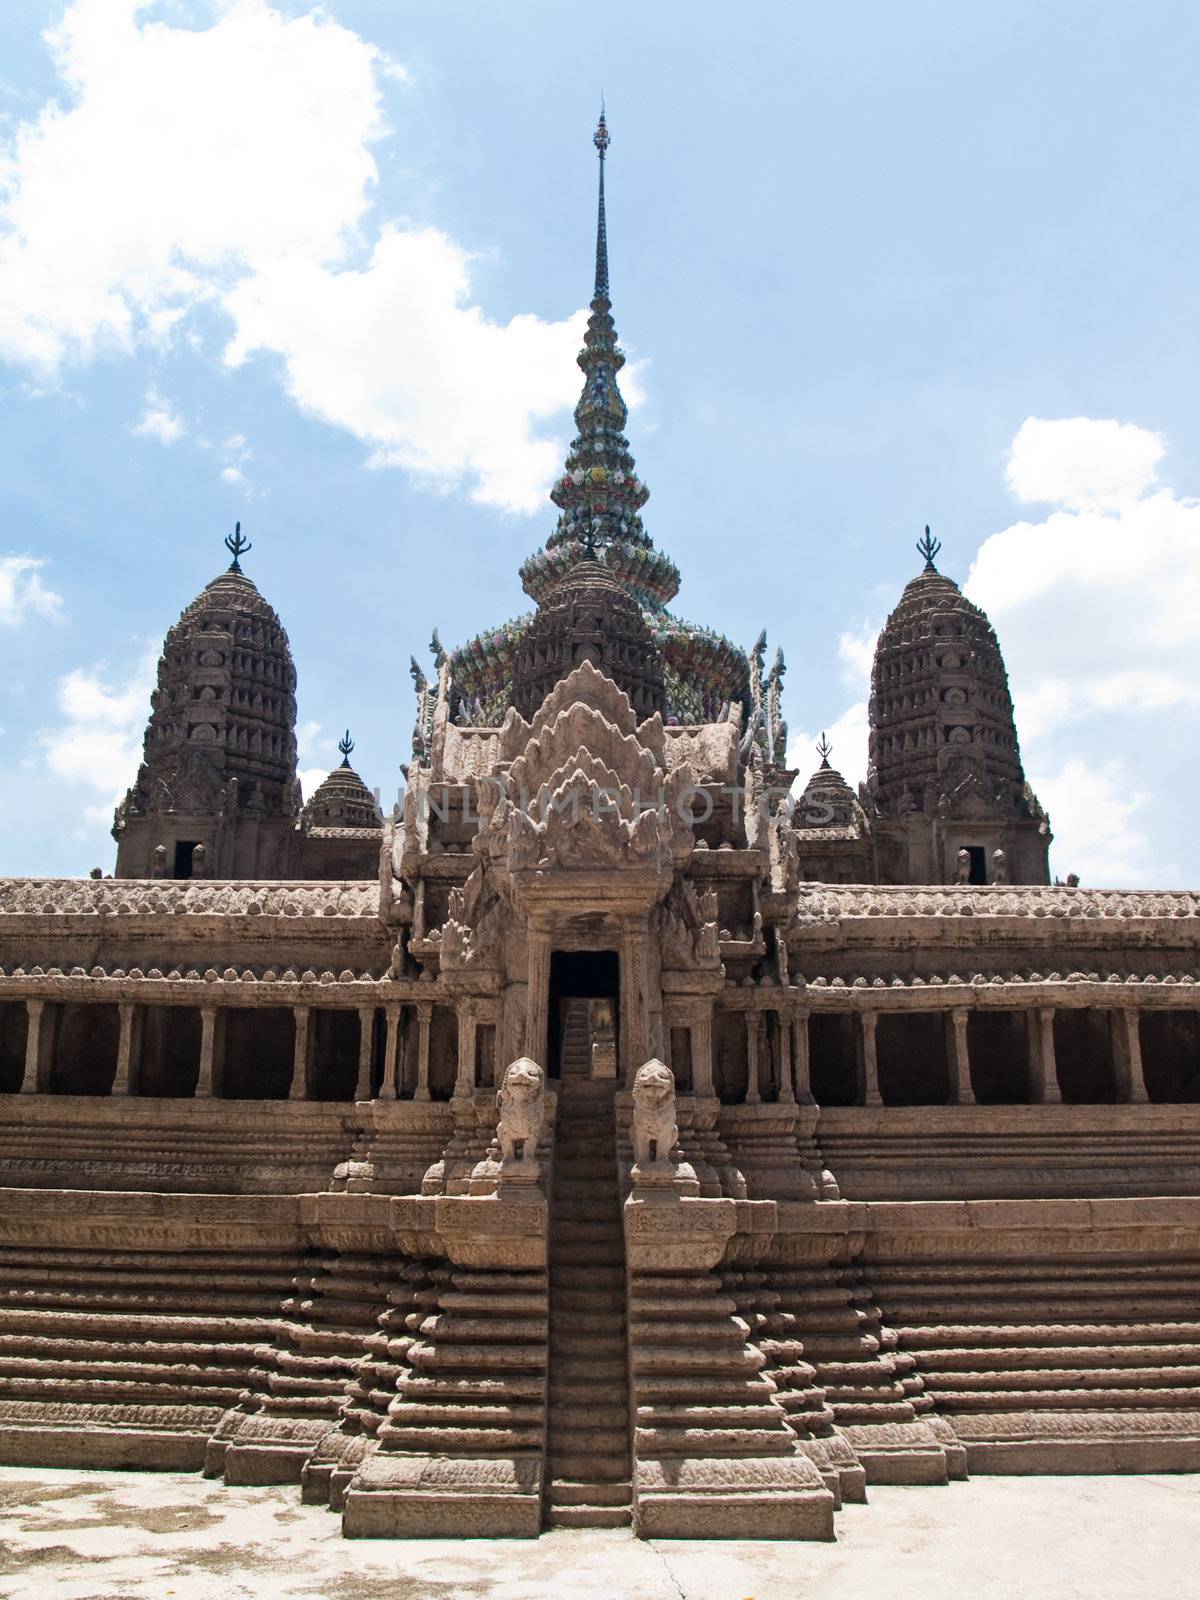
[544,1075,632,1528]
[558,1001,592,1079]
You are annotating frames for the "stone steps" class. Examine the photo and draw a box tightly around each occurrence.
[543,1072,631,1531]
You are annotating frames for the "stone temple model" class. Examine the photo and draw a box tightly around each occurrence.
[0,116,1197,1542]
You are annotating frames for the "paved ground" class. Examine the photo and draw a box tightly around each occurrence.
[1,1466,1197,1600]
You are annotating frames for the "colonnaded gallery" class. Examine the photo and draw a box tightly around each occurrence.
[1,118,1197,1540]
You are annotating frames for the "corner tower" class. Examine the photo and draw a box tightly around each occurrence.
[866,528,1051,885]
[113,525,300,879]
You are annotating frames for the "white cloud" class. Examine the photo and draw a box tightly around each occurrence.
[967,418,1200,742]
[1032,756,1156,886]
[296,718,334,801]
[1006,416,1163,511]
[836,623,878,689]
[0,554,64,626]
[130,385,184,444]
[220,465,247,487]
[38,647,156,804]
[225,228,587,513]
[0,0,588,513]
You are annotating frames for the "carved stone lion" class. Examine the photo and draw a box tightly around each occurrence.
[496,1057,545,1164]
[631,1059,678,1168]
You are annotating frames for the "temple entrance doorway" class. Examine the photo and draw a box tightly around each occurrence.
[547,949,619,1080]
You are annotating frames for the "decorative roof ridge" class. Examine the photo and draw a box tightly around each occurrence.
[0,879,380,918]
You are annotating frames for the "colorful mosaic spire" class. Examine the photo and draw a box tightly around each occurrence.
[523,110,680,611]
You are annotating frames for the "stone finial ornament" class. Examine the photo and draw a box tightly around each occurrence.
[191,843,207,879]
[992,847,1010,884]
[916,523,942,572]
[224,520,251,574]
[956,847,972,884]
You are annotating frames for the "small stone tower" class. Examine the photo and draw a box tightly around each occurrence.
[794,735,873,882]
[113,525,300,879]
[295,731,382,880]
[866,528,1050,885]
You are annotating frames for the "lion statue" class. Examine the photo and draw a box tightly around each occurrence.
[495,1057,545,1165]
[631,1059,678,1169]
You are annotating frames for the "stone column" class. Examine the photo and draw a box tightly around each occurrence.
[858,1012,882,1106]
[777,1009,795,1104]
[290,1006,312,1101]
[1027,1006,1061,1104]
[744,1012,760,1105]
[196,1007,221,1097]
[1112,1008,1149,1104]
[947,1007,975,1105]
[112,1001,140,1096]
[355,1006,376,1100]
[621,925,648,1083]
[383,1003,402,1098]
[691,1006,715,1097]
[526,929,551,1071]
[455,1007,477,1099]
[792,1010,812,1102]
[414,1002,433,1102]
[20,999,45,1094]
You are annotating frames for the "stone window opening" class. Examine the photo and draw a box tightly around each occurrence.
[809,1013,858,1106]
[876,1012,952,1105]
[0,1001,29,1094]
[173,841,199,880]
[138,1005,203,1096]
[964,845,987,885]
[48,1001,120,1095]
[967,1010,1032,1103]
[1138,1011,1200,1103]
[1053,1009,1118,1103]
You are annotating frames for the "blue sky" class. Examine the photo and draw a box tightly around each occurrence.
[1,0,1198,885]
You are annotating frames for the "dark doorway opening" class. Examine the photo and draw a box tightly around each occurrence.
[965,845,987,885]
[547,949,619,1079]
[173,840,199,879]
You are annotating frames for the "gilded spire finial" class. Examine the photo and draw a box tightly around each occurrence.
[224,520,251,574]
[916,524,941,573]
[593,102,610,302]
[816,732,832,770]
[338,730,354,769]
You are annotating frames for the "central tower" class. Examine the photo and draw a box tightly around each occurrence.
[511,110,668,719]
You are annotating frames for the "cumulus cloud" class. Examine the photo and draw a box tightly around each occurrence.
[38,647,156,805]
[224,228,587,513]
[1005,415,1163,512]
[967,417,1200,742]
[295,717,334,802]
[1031,756,1156,885]
[0,555,64,626]
[835,624,878,689]
[0,0,587,512]
[130,385,184,444]
[779,415,1197,883]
